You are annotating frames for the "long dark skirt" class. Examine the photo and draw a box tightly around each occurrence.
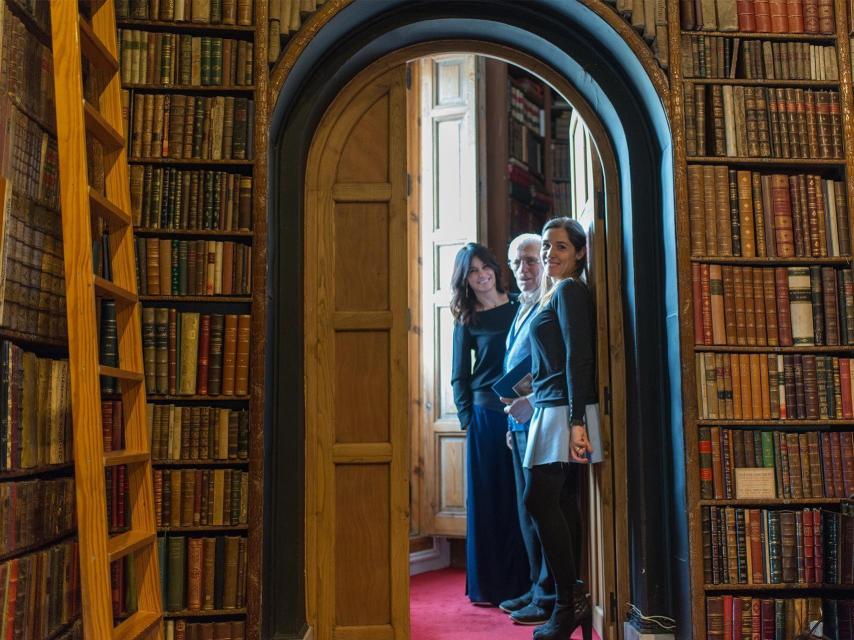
[465,404,530,604]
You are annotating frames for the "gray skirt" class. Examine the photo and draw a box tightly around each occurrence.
[523,405,571,468]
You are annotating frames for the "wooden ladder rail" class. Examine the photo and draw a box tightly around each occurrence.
[49,1,163,638]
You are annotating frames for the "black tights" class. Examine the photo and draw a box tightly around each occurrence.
[523,462,582,602]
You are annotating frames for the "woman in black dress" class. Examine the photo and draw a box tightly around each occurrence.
[524,218,596,640]
[450,242,529,606]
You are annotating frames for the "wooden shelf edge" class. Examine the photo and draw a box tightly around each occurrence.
[680,30,837,42]
[163,608,246,618]
[704,583,854,591]
[156,525,249,533]
[697,419,854,426]
[699,498,848,506]
[0,462,75,481]
[153,459,249,467]
[684,78,840,87]
[689,256,853,265]
[0,529,76,564]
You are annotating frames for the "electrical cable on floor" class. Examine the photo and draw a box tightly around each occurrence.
[626,603,677,632]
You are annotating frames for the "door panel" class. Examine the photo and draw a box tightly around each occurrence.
[305,64,409,640]
[419,54,479,537]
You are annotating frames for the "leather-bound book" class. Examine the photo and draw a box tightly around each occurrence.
[235,315,250,396]
[221,536,240,609]
[754,87,771,156]
[178,240,189,295]
[786,176,804,256]
[158,237,172,296]
[201,537,216,610]
[197,314,211,396]
[794,355,807,419]
[168,308,178,395]
[769,174,794,257]
[179,312,201,395]
[816,0,834,33]
[744,87,760,157]
[806,431,823,498]
[786,433,804,498]
[688,166,705,255]
[802,0,819,32]
[767,512,782,583]
[707,596,724,639]
[787,267,814,345]
[187,537,203,610]
[804,91,820,160]
[832,180,850,256]
[841,431,854,497]
[737,171,756,256]
[744,270,757,345]
[767,355,780,418]
[721,355,734,418]
[166,536,186,611]
[181,468,194,526]
[760,269,778,346]
[711,85,727,156]
[806,266,825,346]
[815,92,832,160]
[154,308,169,395]
[221,315,238,395]
[767,89,783,157]
[821,267,839,345]
[779,431,792,497]
[779,510,796,582]
[207,314,224,396]
[732,267,746,345]
[709,265,726,344]
[713,167,732,255]
[700,427,714,499]
[751,269,766,345]
[704,166,719,254]
[692,264,704,344]
[829,91,843,158]
[749,508,764,583]
[145,238,161,295]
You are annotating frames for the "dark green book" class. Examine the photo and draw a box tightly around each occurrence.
[178,241,189,295]
[192,97,205,158]
[172,239,180,295]
[211,38,223,85]
[767,510,782,583]
[166,536,186,611]
[214,535,226,608]
[735,508,747,584]
[201,37,212,86]
[99,300,118,394]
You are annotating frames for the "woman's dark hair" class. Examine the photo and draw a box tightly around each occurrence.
[450,242,505,326]
[542,216,587,279]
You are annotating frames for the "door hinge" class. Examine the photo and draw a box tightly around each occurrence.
[610,591,617,620]
[603,385,612,416]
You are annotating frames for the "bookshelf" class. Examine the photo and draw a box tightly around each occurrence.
[672,1,854,638]
[0,0,83,637]
[115,1,258,636]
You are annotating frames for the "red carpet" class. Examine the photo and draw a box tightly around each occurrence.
[410,568,598,640]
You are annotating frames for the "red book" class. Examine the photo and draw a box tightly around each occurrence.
[693,263,705,345]
[760,599,774,640]
[737,0,757,31]
[749,509,765,584]
[821,432,835,498]
[839,359,852,418]
[803,506,815,582]
[4,559,17,640]
[817,0,835,34]
[754,0,772,31]
[770,174,795,257]
[101,400,114,452]
[830,431,844,498]
[768,0,789,32]
[197,314,211,395]
[723,595,734,640]
[750,598,761,640]
[841,431,854,497]
[112,400,123,451]
[802,0,819,32]
[774,268,794,345]
[812,509,824,583]
[702,264,713,345]
[786,0,805,32]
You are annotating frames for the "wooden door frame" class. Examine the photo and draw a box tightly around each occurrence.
[304,41,629,639]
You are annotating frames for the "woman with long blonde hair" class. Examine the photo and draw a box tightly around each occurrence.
[523,217,595,640]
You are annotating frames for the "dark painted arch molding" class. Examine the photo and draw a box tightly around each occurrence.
[266,1,687,638]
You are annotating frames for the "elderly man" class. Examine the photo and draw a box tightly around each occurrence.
[499,233,555,625]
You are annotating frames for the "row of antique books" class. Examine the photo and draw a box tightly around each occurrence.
[0,341,71,471]
[154,468,248,528]
[128,93,254,161]
[0,478,75,557]
[110,555,138,621]
[137,238,252,297]
[509,83,544,134]
[682,0,836,33]
[164,619,246,640]
[680,34,838,81]
[0,2,55,127]
[691,265,854,347]
[701,506,854,585]
[705,596,852,640]
[141,310,251,397]
[509,124,545,178]
[130,167,252,230]
[149,405,249,462]
[0,184,67,342]
[0,100,59,210]
[119,30,254,87]
[687,168,849,258]
[684,85,843,159]
[0,539,81,639]
[159,535,247,612]
[695,353,854,421]
[106,466,129,535]
[697,428,854,500]
[117,0,254,25]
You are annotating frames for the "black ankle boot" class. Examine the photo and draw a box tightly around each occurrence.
[532,583,592,640]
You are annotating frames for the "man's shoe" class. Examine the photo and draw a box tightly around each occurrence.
[510,603,552,625]
[498,592,532,614]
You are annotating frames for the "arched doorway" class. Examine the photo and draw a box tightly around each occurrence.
[302,45,625,640]
[266,3,685,640]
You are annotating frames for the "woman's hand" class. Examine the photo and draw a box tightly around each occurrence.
[500,395,534,424]
[570,424,593,463]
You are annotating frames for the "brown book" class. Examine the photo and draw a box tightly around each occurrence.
[770,174,795,257]
[704,166,719,255]
[235,315,250,396]
[787,175,805,256]
[714,166,732,255]
[693,264,704,345]
[202,537,216,610]
[222,314,238,395]
[688,166,706,255]
[711,84,726,156]
[734,266,747,345]
[752,172,767,257]
[722,266,738,345]
[804,90,820,160]
[179,312,201,394]
[738,353,752,420]
[763,268,779,345]
[822,267,839,345]
[187,535,204,611]
[736,171,756,256]
[695,84,707,156]
[197,314,211,395]
[754,87,771,157]
[744,266,757,345]
[752,267,766,345]
[775,267,793,346]
[730,354,742,420]
[749,353,763,419]
[710,264,727,344]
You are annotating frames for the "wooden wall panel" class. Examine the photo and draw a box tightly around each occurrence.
[334,203,390,311]
[334,464,391,626]
[335,331,390,443]
[338,95,390,183]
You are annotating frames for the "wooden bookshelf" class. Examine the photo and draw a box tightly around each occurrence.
[115,4,262,634]
[670,1,854,637]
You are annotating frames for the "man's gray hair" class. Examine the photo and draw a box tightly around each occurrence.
[508,233,542,257]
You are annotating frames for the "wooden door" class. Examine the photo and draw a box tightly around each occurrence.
[304,63,409,640]
[417,54,480,537]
